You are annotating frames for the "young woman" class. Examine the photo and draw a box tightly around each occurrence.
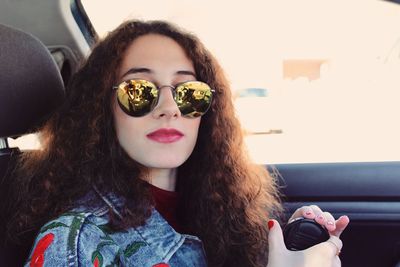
[10,20,349,267]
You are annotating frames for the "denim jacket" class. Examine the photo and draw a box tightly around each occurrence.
[25,189,207,267]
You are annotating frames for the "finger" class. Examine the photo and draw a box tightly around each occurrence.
[267,219,286,254]
[267,220,297,267]
[324,235,343,257]
[311,205,326,225]
[322,211,336,232]
[331,215,350,237]
[309,205,323,217]
[288,206,315,222]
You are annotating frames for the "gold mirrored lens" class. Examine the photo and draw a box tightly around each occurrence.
[116,80,213,117]
[175,81,213,118]
[116,80,158,117]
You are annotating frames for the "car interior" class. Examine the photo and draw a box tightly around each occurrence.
[1,0,400,266]
[0,22,66,266]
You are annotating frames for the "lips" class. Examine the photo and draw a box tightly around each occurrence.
[146,128,184,143]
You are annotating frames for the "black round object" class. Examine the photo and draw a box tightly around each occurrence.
[283,217,330,251]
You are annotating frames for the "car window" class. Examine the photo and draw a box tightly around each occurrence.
[11,0,400,164]
[237,88,268,98]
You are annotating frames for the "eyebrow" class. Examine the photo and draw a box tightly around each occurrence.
[121,67,152,79]
[120,67,196,80]
[176,70,196,77]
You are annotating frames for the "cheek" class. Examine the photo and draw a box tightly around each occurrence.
[186,118,201,145]
[113,103,143,147]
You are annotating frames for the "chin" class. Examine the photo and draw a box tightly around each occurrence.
[148,160,186,169]
[149,154,191,168]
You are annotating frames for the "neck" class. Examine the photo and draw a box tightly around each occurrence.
[148,168,177,191]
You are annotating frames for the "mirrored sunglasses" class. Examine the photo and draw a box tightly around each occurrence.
[113,79,215,118]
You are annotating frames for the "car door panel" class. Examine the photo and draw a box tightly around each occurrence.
[272,162,400,267]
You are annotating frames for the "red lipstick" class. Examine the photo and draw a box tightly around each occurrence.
[146,128,184,143]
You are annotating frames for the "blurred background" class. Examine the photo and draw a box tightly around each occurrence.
[11,0,400,164]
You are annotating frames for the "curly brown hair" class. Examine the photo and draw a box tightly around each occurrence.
[9,20,282,266]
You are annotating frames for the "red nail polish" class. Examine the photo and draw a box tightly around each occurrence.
[268,220,274,230]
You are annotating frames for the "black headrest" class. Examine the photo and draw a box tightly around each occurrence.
[0,24,65,138]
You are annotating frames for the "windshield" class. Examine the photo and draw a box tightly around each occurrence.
[80,0,400,163]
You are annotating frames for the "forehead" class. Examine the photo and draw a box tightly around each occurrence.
[118,34,194,76]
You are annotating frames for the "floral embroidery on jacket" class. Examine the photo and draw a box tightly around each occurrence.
[124,241,147,258]
[29,233,55,267]
[92,250,103,267]
[26,195,207,266]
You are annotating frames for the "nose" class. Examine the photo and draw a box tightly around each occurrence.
[151,86,181,119]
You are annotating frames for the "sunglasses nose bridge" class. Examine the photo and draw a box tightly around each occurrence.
[157,85,177,98]
[158,84,175,93]
[152,85,181,118]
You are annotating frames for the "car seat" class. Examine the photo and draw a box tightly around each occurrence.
[0,23,65,266]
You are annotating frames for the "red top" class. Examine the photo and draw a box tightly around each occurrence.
[149,183,183,233]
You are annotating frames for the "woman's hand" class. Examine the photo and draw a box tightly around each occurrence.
[267,205,350,267]
[288,205,349,236]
